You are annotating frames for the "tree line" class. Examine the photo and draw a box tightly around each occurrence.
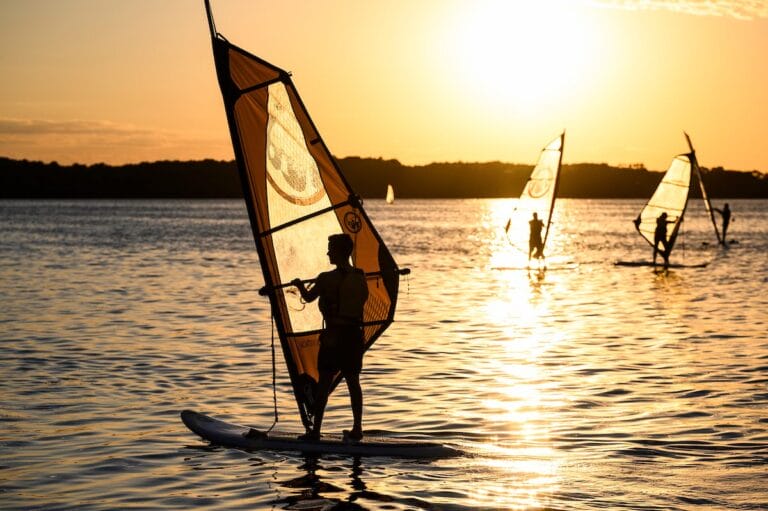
[1,156,766,199]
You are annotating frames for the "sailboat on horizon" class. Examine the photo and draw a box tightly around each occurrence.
[503,132,565,268]
[616,133,721,269]
[181,0,455,458]
[385,184,395,204]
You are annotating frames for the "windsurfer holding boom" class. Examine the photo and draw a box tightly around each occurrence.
[291,233,368,442]
[650,212,675,269]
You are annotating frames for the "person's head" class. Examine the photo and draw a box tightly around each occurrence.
[660,212,667,219]
[725,203,730,209]
[327,233,353,264]
[532,212,538,220]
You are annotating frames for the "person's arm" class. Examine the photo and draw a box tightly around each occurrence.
[292,277,320,302]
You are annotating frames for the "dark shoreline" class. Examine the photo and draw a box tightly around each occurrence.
[2,156,766,199]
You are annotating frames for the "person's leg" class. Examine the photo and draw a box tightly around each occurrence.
[344,371,363,439]
[307,370,334,439]
[661,241,670,269]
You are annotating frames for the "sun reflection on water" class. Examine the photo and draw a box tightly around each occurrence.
[459,198,566,508]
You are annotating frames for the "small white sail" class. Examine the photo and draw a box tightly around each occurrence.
[634,133,722,263]
[634,153,691,257]
[385,184,394,204]
[504,133,565,260]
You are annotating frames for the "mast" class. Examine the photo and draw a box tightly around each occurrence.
[204,0,216,42]
[202,1,302,424]
[684,132,722,244]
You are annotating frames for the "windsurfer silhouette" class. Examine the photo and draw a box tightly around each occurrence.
[713,203,732,245]
[291,233,368,442]
[529,212,545,261]
[650,212,675,269]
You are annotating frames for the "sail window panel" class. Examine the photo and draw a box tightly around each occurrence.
[228,48,281,91]
[271,210,341,333]
[265,82,331,211]
[279,83,355,212]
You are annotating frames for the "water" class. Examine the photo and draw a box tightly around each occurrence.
[1,198,767,511]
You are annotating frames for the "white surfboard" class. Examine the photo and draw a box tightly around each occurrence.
[181,410,460,459]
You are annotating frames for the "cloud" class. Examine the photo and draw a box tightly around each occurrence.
[586,0,768,20]
[0,118,231,164]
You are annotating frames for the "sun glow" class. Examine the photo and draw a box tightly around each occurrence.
[444,1,599,115]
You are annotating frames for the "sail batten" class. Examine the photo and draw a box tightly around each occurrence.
[258,197,357,237]
[205,3,403,430]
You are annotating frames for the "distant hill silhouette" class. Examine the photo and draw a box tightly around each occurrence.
[1,156,766,199]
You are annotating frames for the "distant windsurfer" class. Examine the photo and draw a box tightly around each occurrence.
[291,233,368,442]
[713,203,732,245]
[529,212,545,261]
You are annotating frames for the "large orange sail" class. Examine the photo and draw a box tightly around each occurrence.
[204,1,406,430]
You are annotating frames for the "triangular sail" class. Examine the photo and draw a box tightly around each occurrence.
[205,2,404,430]
[504,132,565,257]
[634,153,692,256]
[685,133,722,244]
[385,184,394,204]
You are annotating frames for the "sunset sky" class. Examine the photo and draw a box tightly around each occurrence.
[1,0,767,172]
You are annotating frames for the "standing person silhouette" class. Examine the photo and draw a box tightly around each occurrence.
[529,212,545,262]
[713,203,732,245]
[652,212,675,269]
[292,233,368,442]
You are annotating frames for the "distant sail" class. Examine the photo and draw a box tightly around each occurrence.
[504,133,565,258]
[685,133,722,244]
[634,153,691,256]
[385,184,395,204]
[204,1,406,430]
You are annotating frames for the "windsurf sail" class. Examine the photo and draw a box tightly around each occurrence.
[204,1,406,430]
[504,132,565,259]
[634,152,692,257]
[385,184,394,204]
[685,132,722,244]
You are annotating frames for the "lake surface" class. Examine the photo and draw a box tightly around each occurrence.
[1,198,767,510]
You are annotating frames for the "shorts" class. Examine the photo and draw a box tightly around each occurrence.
[318,325,364,374]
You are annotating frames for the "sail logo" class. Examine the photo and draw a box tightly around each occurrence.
[265,83,325,206]
[344,212,362,233]
[525,172,551,199]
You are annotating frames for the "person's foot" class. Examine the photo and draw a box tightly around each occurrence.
[244,428,267,439]
[298,431,320,442]
[343,429,363,443]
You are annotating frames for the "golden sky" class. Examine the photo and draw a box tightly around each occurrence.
[1,0,767,172]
